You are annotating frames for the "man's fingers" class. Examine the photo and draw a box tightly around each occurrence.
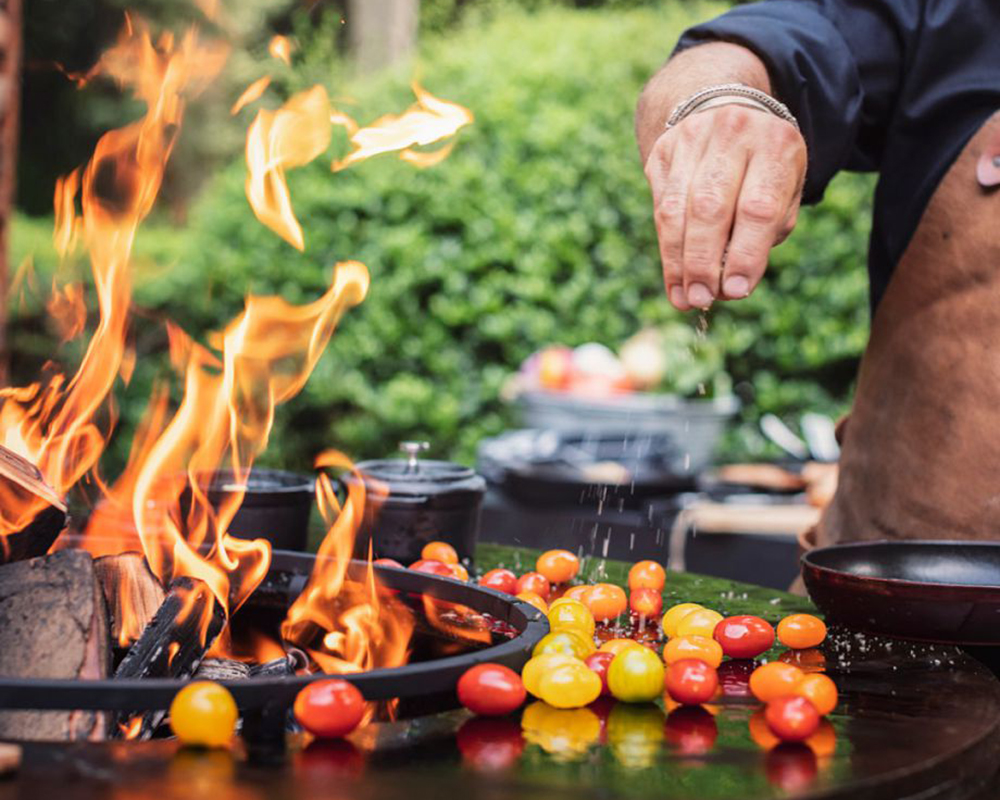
[679,108,754,308]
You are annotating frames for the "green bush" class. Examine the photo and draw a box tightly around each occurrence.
[11,3,873,474]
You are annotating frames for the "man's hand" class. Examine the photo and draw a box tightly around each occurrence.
[635,42,807,310]
[644,106,806,310]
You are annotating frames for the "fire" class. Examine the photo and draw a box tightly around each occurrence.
[268,35,294,66]
[332,83,474,171]
[281,452,414,673]
[231,76,271,115]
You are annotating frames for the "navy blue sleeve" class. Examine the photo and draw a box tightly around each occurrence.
[675,0,920,202]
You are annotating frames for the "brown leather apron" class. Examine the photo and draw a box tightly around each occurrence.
[815,111,1000,547]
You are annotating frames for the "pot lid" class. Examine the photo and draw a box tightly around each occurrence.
[354,442,485,497]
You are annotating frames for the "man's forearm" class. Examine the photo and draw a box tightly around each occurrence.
[635,42,773,163]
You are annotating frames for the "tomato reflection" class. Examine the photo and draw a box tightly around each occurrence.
[606,703,665,769]
[717,659,756,698]
[457,716,525,772]
[521,701,601,762]
[663,706,718,756]
[765,743,819,792]
[294,738,367,778]
[778,648,827,674]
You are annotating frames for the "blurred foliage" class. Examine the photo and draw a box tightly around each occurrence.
[10,3,872,477]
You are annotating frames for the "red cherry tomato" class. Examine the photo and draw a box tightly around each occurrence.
[766,743,819,792]
[663,706,718,756]
[409,559,454,577]
[664,659,719,706]
[457,663,526,716]
[479,568,519,595]
[629,588,663,618]
[516,572,551,600]
[765,696,821,742]
[456,716,524,772]
[717,659,756,698]
[294,679,366,739]
[584,651,615,696]
[374,558,404,569]
[713,615,775,659]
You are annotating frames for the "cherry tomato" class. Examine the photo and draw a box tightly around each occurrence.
[766,743,819,792]
[409,559,453,578]
[585,583,628,622]
[629,588,663,618]
[793,673,838,716]
[561,585,594,603]
[516,590,548,614]
[779,647,827,674]
[675,608,724,639]
[607,645,665,703]
[584,651,615,696]
[456,716,524,772]
[765,696,821,742]
[750,662,805,703]
[777,614,828,649]
[521,653,582,697]
[599,638,644,656]
[663,635,723,669]
[664,659,719,706]
[451,563,470,581]
[294,679,366,739]
[520,702,600,760]
[536,549,580,584]
[516,572,551,600]
[713,615,775,659]
[421,541,458,565]
[717,659,756,698]
[548,598,596,637]
[661,603,703,638]
[373,558,404,569]
[479,568,518,594]
[606,702,666,769]
[457,663,526,716]
[627,560,666,591]
[169,681,238,747]
[532,630,595,660]
[537,661,603,709]
[664,706,718,756]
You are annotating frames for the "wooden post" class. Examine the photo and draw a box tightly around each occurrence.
[347,0,419,75]
[0,0,20,383]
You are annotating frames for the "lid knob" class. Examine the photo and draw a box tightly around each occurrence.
[399,441,430,472]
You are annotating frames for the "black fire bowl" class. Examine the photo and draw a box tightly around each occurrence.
[0,550,549,714]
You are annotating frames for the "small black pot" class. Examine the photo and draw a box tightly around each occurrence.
[346,447,486,565]
[206,468,314,552]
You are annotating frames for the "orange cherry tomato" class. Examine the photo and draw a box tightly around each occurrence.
[421,541,459,565]
[169,681,238,747]
[664,659,718,706]
[663,635,723,669]
[409,559,454,578]
[750,662,805,703]
[777,614,828,650]
[599,638,644,656]
[516,591,549,614]
[713,615,775,659]
[765,696,821,742]
[628,588,663,618]
[536,549,580,584]
[479,568,518,595]
[562,585,594,603]
[793,673,838,716]
[516,572,551,600]
[294,679,366,739]
[457,663,526,717]
[451,563,470,582]
[627,560,666,591]
[585,583,628,622]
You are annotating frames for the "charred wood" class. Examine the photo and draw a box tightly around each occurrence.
[93,552,165,648]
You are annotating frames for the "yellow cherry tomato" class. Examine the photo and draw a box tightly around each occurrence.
[607,702,666,769]
[169,681,238,748]
[663,635,724,668]
[521,702,600,762]
[599,638,644,656]
[548,598,596,638]
[516,590,549,614]
[537,661,603,709]
[532,630,596,660]
[607,646,665,703]
[661,603,703,638]
[521,653,583,697]
[675,608,724,639]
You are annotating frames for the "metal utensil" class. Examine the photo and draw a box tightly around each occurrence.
[760,414,809,460]
[800,413,840,462]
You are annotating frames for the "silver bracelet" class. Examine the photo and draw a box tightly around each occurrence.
[666,83,799,131]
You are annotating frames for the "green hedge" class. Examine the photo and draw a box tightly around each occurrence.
[11,4,873,474]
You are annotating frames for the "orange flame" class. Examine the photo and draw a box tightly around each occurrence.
[244,85,332,250]
[268,35,293,66]
[230,75,271,115]
[332,83,473,171]
[45,282,87,343]
[0,19,227,539]
[281,451,414,674]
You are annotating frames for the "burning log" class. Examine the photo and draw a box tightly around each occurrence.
[0,445,68,565]
[194,658,250,681]
[93,552,166,648]
[0,550,109,741]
